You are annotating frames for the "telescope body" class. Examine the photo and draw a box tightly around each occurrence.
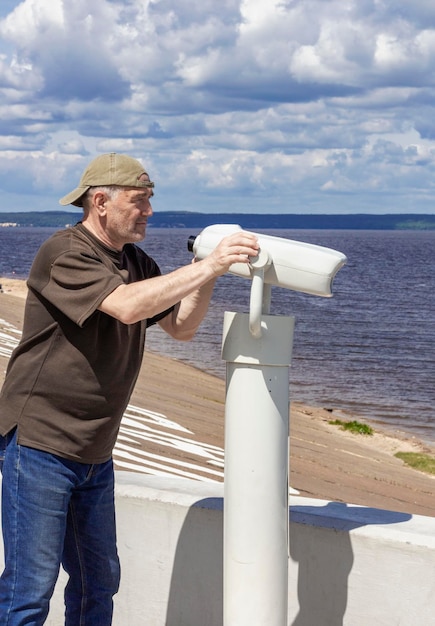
[189,224,347,297]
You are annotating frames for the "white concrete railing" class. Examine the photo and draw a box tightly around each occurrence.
[1,472,435,625]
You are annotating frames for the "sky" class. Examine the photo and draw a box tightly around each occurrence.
[1,0,435,215]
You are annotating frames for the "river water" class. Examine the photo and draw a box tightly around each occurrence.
[0,226,434,444]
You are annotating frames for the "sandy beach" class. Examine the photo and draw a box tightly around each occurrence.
[0,277,434,517]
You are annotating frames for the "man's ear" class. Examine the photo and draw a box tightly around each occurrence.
[93,191,108,216]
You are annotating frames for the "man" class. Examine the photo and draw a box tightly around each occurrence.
[0,152,259,625]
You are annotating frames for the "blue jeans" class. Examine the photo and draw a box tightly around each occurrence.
[0,430,120,625]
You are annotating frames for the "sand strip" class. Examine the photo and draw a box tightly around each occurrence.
[1,277,434,517]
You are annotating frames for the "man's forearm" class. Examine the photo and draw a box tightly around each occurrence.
[99,259,217,325]
[159,277,217,340]
[98,230,259,325]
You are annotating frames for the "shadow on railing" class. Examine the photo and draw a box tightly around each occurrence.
[166,497,412,626]
[166,497,224,625]
[290,502,411,626]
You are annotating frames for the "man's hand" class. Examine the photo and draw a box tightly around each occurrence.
[202,231,260,276]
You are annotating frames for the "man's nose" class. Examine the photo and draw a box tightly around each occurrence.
[143,202,153,216]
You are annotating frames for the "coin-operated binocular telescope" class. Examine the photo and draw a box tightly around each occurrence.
[188,224,347,625]
[187,223,347,298]
[188,224,347,337]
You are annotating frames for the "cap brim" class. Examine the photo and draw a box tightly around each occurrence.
[59,186,90,207]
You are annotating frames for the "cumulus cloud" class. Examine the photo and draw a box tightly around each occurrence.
[0,0,434,213]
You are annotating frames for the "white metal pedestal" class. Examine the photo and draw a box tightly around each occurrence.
[222,311,295,626]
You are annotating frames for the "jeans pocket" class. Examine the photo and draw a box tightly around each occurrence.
[0,428,17,473]
[0,435,6,472]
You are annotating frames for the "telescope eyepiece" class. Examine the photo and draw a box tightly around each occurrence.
[187,235,197,253]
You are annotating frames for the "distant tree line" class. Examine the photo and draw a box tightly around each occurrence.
[0,211,435,230]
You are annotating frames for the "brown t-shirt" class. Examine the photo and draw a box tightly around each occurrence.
[0,223,172,463]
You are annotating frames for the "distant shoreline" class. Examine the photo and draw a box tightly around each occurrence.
[1,211,435,230]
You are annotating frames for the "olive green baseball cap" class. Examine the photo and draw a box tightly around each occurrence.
[59,152,154,207]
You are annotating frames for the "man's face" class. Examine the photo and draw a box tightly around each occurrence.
[104,183,154,249]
